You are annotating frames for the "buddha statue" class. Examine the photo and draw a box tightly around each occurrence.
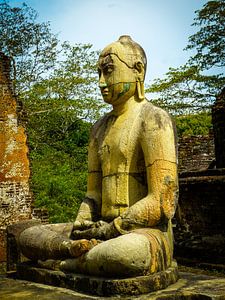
[19,35,178,279]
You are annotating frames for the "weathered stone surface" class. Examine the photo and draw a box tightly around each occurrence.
[1,271,225,299]
[0,52,33,263]
[7,220,41,271]
[16,261,179,296]
[0,53,30,182]
[61,232,152,277]
[19,223,74,261]
[174,169,225,264]
[0,275,98,300]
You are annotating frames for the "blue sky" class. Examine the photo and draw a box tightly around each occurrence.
[7,0,207,83]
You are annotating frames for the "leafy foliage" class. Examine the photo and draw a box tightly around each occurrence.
[174,112,212,137]
[186,0,225,69]
[0,0,59,92]
[0,1,105,222]
[147,0,225,116]
[148,65,224,115]
[23,42,104,222]
[22,42,104,122]
[29,120,91,223]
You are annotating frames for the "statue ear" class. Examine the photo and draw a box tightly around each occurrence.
[134,61,144,79]
[134,62,145,100]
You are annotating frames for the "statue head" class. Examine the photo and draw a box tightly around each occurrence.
[98,35,147,105]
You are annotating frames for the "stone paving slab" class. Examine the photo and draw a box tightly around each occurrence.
[0,276,97,300]
[1,272,225,300]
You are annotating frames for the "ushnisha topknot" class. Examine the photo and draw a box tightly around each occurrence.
[99,35,147,79]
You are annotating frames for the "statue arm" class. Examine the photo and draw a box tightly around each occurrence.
[73,133,120,239]
[75,135,102,226]
[115,111,178,232]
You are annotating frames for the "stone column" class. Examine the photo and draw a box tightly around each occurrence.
[212,88,225,168]
[0,52,32,263]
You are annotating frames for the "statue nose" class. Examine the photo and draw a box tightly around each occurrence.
[99,72,107,88]
[99,82,107,88]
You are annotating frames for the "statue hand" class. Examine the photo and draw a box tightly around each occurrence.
[73,220,108,231]
[93,220,109,228]
[72,221,119,241]
[72,228,96,240]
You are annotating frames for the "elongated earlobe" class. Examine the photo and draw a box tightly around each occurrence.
[137,79,145,100]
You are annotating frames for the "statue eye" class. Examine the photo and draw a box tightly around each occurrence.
[103,65,114,75]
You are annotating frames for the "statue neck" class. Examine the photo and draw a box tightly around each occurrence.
[112,95,141,116]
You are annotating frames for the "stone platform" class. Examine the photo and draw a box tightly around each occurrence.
[1,271,225,299]
[16,261,179,296]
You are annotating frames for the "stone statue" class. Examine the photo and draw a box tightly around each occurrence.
[19,36,178,279]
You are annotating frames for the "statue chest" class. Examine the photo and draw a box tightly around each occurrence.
[95,106,148,220]
[98,113,141,176]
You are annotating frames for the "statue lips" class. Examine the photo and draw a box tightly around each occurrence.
[101,88,109,97]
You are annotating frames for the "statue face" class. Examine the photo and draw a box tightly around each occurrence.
[98,53,137,105]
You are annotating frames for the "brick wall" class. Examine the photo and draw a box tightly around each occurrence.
[212,88,225,168]
[174,169,225,264]
[0,53,33,262]
[32,208,49,224]
[178,133,215,172]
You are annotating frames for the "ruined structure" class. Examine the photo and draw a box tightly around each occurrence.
[178,133,215,172]
[212,87,225,168]
[0,53,32,263]
[174,88,225,266]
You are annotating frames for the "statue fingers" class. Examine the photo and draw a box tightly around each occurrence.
[72,228,95,240]
[73,220,95,230]
[94,220,109,228]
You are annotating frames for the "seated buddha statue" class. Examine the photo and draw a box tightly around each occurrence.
[19,35,178,278]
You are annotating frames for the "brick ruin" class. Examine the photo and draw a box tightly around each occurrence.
[212,87,225,168]
[0,53,33,264]
[174,89,225,267]
[178,133,215,172]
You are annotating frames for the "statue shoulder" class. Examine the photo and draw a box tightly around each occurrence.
[140,100,173,128]
[141,100,171,118]
[90,112,112,139]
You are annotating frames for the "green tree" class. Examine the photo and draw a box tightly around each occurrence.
[23,32,104,223]
[186,0,225,70]
[147,0,225,116]
[0,0,59,92]
[23,42,104,124]
[30,119,91,223]
[148,65,224,115]
[0,1,105,222]
[175,112,212,137]
[0,1,104,121]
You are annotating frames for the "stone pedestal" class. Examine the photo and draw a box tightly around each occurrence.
[1,269,224,299]
[16,261,179,296]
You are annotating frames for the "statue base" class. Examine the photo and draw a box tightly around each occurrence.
[16,260,179,296]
